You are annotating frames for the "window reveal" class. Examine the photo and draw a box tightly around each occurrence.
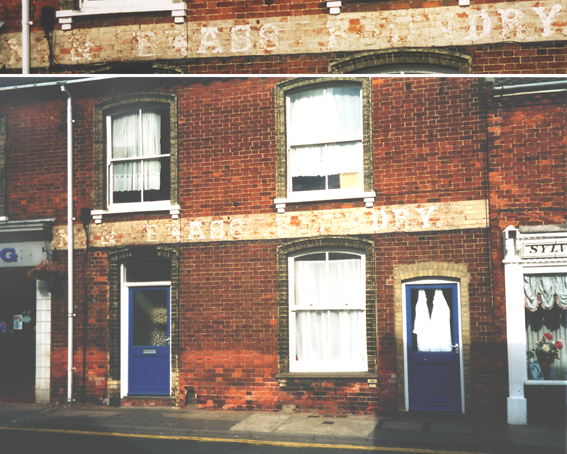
[290,251,367,372]
[108,108,170,205]
[287,86,363,194]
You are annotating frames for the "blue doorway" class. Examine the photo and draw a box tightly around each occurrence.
[128,287,170,396]
[406,283,462,412]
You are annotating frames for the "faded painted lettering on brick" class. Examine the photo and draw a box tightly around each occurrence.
[52,200,488,250]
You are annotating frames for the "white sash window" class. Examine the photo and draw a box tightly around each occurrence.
[287,86,363,194]
[108,108,170,207]
[290,250,367,372]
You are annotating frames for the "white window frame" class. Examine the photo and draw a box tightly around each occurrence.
[56,0,187,29]
[105,107,171,214]
[288,247,368,373]
[285,85,364,202]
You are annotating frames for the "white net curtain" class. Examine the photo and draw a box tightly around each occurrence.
[524,275,567,380]
[112,111,162,194]
[293,255,366,370]
[288,86,363,188]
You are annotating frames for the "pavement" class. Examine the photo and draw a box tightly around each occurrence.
[0,402,565,453]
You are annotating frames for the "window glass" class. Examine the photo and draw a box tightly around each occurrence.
[288,86,363,194]
[126,259,171,282]
[109,108,170,205]
[525,274,567,380]
[291,251,366,372]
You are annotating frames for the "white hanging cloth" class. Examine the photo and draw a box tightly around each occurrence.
[413,290,431,352]
[524,275,567,311]
[429,290,453,352]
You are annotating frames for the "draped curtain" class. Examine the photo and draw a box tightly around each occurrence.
[525,275,567,380]
[524,275,567,311]
[288,87,362,181]
[293,256,365,367]
[112,111,162,193]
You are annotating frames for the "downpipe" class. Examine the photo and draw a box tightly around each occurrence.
[61,84,74,403]
[22,0,30,73]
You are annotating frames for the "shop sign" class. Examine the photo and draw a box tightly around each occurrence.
[0,248,18,262]
[522,240,567,259]
[0,241,48,268]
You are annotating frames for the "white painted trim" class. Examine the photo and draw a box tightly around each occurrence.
[56,1,187,28]
[502,225,567,425]
[402,279,464,413]
[274,191,375,213]
[92,204,180,224]
[35,280,52,403]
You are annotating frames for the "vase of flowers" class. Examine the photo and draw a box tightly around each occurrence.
[527,333,564,380]
[27,259,65,291]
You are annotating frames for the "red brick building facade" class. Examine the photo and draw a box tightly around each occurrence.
[0,76,565,426]
[1,0,566,73]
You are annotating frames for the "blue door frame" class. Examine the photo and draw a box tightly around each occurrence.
[406,283,462,412]
[128,286,170,396]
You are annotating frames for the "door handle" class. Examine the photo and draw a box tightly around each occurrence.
[451,344,459,354]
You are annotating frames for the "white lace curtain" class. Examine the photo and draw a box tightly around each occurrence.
[293,257,365,366]
[288,86,362,179]
[524,275,567,311]
[112,111,162,192]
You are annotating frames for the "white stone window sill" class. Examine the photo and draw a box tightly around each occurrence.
[92,204,180,224]
[274,191,376,213]
[525,380,567,386]
[56,2,187,29]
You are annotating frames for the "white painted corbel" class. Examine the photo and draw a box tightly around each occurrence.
[327,1,342,15]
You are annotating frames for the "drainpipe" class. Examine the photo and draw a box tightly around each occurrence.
[61,84,74,403]
[22,0,30,73]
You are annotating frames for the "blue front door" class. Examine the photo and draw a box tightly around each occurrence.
[406,284,462,412]
[129,287,170,396]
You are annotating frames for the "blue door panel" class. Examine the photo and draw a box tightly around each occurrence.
[128,287,170,396]
[406,284,461,412]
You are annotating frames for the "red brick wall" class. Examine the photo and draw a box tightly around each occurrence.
[487,88,567,360]
[373,77,487,205]
[3,77,562,418]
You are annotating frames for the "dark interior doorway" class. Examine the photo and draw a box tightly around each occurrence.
[0,267,36,402]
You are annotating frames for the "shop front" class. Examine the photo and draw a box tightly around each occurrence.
[0,220,54,403]
[503,225,567,425]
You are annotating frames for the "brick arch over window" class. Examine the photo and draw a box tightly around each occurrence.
[106,246,180,406]
[276,236,378,379]
[93,93,178,211]
[393,262,472,413]
[329,49,472,74]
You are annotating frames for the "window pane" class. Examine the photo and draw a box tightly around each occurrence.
[294,259,327,307]
[112,112,139,158]
[329,310,365,362]
[132,289,168,346]
[328,257,362,308]
[126,259,171,282]
[289,141,363,192]
[289,86,361,145]
[296,311,325,361]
